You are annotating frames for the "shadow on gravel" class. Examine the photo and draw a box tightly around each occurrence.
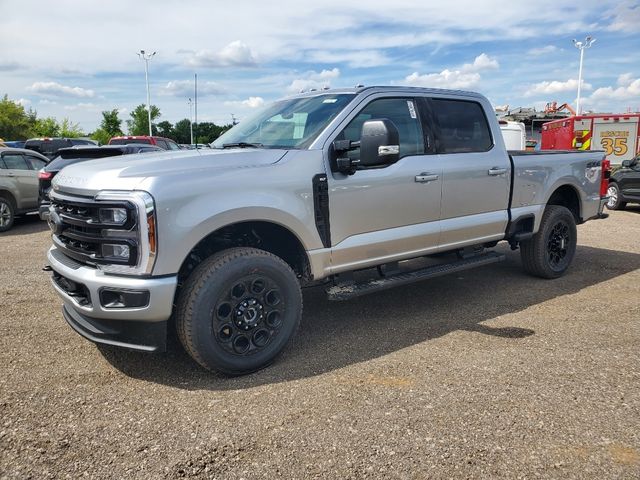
[98,244,640,390]
[0,214,48,236]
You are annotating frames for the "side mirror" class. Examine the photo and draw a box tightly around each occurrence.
[359,119,400,167]
[621,160,631,168]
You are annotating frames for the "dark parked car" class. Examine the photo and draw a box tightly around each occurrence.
[606,155,640,210]
[38,144,163,219]
[24,137,97,160]
[0,147,50,231]
[3,141,26,149]
[108,135,181,150]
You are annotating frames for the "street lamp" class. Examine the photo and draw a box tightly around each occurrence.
[188,98,194,145]
[137,50,156,136]
[572,36,596,115]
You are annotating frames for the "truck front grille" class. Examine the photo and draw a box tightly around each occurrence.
[49,195,139,268]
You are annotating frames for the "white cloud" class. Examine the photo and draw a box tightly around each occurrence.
[64,102,98,111]
[224,96,265,109]
[15,98,31,106]
[405,70,481,89]
[524,78,591,97]
[38,99,58,105]
[527,45,558,56]
[461,53,499,72]
[186,41,257,68]
[403,54,497,89]
[161,80,224,97]
[588,75,640,101]
[28,81,95,98]
[306,50,391,68]
[606,3,640,32]
[287,68,340,93]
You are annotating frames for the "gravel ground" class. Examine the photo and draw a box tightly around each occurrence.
[1,209,639,479]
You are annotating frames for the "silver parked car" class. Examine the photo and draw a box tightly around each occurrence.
[0,147,50,232]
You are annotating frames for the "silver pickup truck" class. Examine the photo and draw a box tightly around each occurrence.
[45,86,609,375]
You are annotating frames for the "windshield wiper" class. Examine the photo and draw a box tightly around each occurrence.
[221,142,263,149]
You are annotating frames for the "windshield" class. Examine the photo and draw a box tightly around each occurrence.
[212,94,356,149]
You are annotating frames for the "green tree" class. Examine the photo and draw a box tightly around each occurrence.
[59,118,84,138]
[173,119,192,144]
[126,104,161,136]
[0,95,33,140]
[156,120,173,138]
[195,122,233,144]
[33,117,61,137]
[100,109,123,137]
[90,128,111,145]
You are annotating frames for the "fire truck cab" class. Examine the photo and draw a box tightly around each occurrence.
[541,114,640,165]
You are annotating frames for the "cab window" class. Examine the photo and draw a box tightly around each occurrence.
[338,98,425,162]
[430,99,493,153]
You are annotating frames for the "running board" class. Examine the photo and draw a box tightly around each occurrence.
[326,251,506,301]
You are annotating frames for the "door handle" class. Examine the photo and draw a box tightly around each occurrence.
[488,167,508,176]
[6,173,15,177]
[415,173,439,183]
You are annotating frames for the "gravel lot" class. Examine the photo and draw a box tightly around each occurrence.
[1,209,639,479]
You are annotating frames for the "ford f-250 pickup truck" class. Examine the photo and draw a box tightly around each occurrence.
[45,86,610,375]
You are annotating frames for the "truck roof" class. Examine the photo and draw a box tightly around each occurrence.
[288,85,486,100]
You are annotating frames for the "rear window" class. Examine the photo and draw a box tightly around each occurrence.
[110,138,152,145]
[431,99,493,153]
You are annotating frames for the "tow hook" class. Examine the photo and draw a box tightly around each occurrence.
[42,265,53,272]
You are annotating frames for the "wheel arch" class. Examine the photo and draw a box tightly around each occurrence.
[177,220,312,285]
[0,189,17,207]
[546,183,582,223]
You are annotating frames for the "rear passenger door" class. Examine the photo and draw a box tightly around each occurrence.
[426,97,511,249]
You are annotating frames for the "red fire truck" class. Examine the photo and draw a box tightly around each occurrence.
[540,113,640,165]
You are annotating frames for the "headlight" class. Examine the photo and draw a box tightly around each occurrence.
[99,207,128,225]
[94,190,157,276]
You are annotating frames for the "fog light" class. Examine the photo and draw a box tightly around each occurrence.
[99,288,149,308]
[99,207,127,225]
[102,243,130,259]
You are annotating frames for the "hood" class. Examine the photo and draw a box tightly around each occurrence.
[51,148,288,195]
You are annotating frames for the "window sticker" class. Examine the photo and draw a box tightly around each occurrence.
[322,98,338,104]
[407,100,417,119]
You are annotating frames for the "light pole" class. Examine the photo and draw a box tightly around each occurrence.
[137,50,156,136]
[188,98,194,145]
[572,36,595,115]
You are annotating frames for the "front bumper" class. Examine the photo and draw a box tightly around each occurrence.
[47,246,177,352]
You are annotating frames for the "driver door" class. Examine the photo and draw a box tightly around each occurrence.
[326,96,443,273]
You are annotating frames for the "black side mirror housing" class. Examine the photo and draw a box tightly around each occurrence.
[359,119,400,167]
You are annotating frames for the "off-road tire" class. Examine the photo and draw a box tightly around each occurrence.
[0,195,16,233]
[520,205,577,279]
[606,182,626,210]
[176,247,302,375]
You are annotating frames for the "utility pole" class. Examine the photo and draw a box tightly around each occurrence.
[137,50,156,136]
[572,36,596,115]
[188,98,194,145]
[194,73,198,145]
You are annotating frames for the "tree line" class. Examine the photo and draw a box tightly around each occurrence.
[0,94,232,145]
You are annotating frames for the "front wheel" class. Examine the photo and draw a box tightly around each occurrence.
[520,205,577,279]
[176,247,302,375]
[606,183,626,210]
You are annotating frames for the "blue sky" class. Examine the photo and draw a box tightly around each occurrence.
[1,0,639,133]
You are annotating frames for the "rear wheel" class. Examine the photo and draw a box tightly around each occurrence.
[520,205,577,279]
[606,183,626,210]
[0,196,15,232]
[176,247,302,375]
